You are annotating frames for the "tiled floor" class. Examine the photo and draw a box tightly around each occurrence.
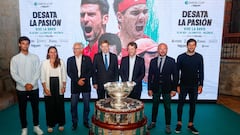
[217,94,240,114]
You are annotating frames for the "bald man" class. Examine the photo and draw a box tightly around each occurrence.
[147,43,178,134]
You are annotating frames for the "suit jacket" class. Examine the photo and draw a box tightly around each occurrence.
[67,55,92,94]
[148,56,178,93]
[92,52,119,87]
[119,56,145,93]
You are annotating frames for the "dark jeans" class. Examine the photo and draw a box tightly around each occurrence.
[177,86,198,123]
[71,92,90,125]
[44,77,65,127]
[16,89,40,128]
[151,86,171,125]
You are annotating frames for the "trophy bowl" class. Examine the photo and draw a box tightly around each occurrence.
[104,81,136,109]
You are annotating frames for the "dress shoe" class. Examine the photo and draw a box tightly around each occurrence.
[72,124,77,130]
[83,122,90,128]
[147,123,156,130]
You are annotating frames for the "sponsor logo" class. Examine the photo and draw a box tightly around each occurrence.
[34,2,53,8]
[184,0,205,7]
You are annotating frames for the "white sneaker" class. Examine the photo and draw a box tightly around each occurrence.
[21,128,27,135]
[33,125,43,135]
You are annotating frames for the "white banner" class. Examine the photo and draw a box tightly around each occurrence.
[19,0,225,100]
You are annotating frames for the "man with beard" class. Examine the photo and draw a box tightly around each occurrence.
[175,39,204,135]
[81,0,109,61]
[113,0,158,82]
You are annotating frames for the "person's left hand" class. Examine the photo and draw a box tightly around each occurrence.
[25,83,33,91]
[170,91,176,97]
[198,86,203,94]
[61,87,66,93]
[78,78,85,86]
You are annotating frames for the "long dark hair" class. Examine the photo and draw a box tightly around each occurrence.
[46,46,61,68]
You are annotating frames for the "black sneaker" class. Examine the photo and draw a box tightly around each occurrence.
[175,124,182,134]
[147,123,156,130]
[188,125,199,135]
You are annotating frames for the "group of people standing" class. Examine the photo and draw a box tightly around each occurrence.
[146,39,204,135]
[10,1,203,135]
[10,36,203,135]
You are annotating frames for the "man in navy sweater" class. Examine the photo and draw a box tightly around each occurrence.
[175,38,204,135]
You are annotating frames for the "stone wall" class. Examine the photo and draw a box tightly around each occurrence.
[0,0,20,110]
[219,59,240,96]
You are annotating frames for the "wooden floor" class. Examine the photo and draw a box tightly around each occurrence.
[217,94,240,114]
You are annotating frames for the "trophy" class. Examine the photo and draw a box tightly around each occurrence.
[104,81,136,109]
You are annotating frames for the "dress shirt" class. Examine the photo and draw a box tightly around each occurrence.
[102,52,110,68]
[128,55,136,81]
[75,55,82,77]
[158,56,166,73]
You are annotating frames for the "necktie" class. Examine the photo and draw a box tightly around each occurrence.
[159,58,162,73]
[104,54,108,70]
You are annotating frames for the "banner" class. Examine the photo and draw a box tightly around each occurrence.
[19,0,225,100]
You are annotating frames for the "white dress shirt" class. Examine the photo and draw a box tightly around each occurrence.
[128,55,136,81]
[75,55,82,77]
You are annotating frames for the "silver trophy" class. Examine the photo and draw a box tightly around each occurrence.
[104,81,136,109]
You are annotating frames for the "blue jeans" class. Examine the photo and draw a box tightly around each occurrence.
[177,86,198,123]
[71,92,90,125]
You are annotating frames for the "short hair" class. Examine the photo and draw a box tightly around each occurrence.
[187,38,197,46]
[100,40,109,46]
[73,42,84,48]
[81,0,109,15]
[18,36,30,44]
[128,41,138,49]
[98,33,121,54]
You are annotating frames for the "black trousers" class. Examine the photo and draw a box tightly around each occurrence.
[177,86,198,123]
[44,77,65,127]
[16,89,40,128]
[151,86,171,125]
[96,84,109,99]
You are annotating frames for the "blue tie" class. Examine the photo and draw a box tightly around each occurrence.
[104,54,108,70]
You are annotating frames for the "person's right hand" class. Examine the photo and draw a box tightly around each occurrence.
[25,83,33,91]
[93,84,98,90]
[44,88,51,96]
[148,90,153,96]
[177,86,181,94]
[78,78,85,86]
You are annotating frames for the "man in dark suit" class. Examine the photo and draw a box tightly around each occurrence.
[92,40,119,99]
[147,43,178,134]
[67,42,93,130]
[119,42,145,99]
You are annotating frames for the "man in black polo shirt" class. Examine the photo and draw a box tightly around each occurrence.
[175,38,204,135]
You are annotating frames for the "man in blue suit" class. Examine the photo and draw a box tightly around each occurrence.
[92,40,119,99]
[67,42,93,130]
[119,42,145,99]
[147,43,178,134]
